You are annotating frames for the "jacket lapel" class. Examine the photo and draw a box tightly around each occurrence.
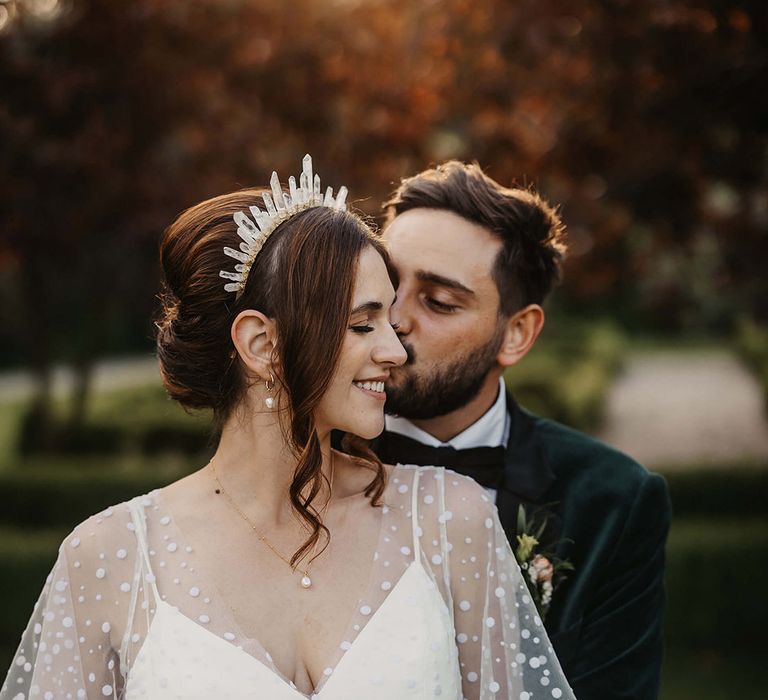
[496,394,562,547]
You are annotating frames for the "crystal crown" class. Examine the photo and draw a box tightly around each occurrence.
[220,154,348,296]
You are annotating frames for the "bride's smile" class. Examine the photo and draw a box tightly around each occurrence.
[315,245,405,441]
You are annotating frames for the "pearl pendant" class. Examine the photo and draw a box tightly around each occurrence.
[300,575,312,589]
[265,396,275,410]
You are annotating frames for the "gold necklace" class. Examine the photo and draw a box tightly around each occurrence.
[210,453,335,590]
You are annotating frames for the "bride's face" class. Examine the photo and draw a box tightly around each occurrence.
[315,246,407,439]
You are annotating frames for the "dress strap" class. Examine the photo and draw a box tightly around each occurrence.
[119,497,161,665]
[410,467,422,562]
[127,498,160,601]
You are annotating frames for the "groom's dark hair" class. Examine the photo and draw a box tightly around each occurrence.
[383,161,568,315]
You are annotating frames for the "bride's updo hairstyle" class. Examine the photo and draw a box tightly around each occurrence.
[156,189,388,566]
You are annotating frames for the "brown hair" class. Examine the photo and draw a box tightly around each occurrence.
[384,161,568,315]
[156,190,388,567]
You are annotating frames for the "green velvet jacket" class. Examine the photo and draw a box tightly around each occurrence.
[371,395,672,700]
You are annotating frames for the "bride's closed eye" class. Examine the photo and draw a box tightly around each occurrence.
[350,324,374,333]
[350,321,400,334]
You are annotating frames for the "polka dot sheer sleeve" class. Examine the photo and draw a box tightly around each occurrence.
[1,505,143,700]
[2,469,575,700]
[415,467,575,700]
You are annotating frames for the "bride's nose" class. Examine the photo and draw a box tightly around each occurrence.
[373,327,407,367]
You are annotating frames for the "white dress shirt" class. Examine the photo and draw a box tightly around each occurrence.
[385,377,510,500]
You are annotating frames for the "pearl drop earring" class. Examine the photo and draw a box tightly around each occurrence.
[264,373,275,410]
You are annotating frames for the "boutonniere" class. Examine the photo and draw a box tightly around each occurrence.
[514,504,574,620]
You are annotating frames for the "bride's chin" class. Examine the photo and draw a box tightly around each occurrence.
[348,418,385,442]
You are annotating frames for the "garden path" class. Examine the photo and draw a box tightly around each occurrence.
[596,349,768,468]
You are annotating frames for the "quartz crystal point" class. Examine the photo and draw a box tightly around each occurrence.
[234,212,259,242]
[288,176,299,210]
[221,154,348,297]
[223,246,249,263]
[271,171,287,212]
[303,155,313,202]
[262,192,277,218]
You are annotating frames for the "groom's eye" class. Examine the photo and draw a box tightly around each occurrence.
[426,297,458,313]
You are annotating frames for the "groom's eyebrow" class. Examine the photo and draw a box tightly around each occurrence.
[416,270,475,296]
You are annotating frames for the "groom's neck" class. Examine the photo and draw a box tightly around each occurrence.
[409,370,503,443]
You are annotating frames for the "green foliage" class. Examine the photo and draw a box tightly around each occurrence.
[734,317,768,406]
[0,527,65,665]
[15,384,213,457]
[0,400,27,471]
[504,320,627,430]
[0,463,192,529]
[665,518,768,648]
[664,465,768,519]
[661,648,763,700]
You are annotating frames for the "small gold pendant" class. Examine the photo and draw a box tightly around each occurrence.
[300,575,312,589]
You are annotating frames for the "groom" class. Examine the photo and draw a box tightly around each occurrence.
[375,161,671,699]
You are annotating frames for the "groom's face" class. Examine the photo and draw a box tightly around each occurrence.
[383,208,505,419]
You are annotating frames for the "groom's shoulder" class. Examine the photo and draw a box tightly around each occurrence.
[517,404,666,501]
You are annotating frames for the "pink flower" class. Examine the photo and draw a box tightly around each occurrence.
[530,555,554,583]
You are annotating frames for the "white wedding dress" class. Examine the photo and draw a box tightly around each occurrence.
[1,465,574,699]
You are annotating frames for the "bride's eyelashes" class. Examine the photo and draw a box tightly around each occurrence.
[350,324,374,334]
[349,321,400,334]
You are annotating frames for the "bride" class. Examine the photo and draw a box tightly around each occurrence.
[1,156,574,700]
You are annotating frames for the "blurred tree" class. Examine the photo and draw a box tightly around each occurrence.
[0,0,765,448]
[421,0,768,330]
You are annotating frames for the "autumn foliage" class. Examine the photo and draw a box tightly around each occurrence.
[0,0,765,386]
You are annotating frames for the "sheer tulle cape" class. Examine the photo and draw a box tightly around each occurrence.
[1,465,574,699]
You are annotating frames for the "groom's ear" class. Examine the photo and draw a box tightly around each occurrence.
[496,304,545,368]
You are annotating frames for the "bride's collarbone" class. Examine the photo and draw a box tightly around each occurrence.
[220,514,380,688]
[217,552,369,693]
[157,472,384,690]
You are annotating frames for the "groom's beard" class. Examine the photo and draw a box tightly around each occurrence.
[385,323,505,420]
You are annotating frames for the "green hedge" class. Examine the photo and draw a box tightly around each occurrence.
[0,527,62,657]
[0,459,764,530]
[660,647,763,700]
[664,518,768,648]
[0,462,193,529]
[734,317,768,407]
[664,466,768,518]
[15,384,214,457]
[505,320,627,431]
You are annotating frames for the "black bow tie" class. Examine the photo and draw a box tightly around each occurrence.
[378,431,505,489]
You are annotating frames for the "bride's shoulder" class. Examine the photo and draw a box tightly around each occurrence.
[60,490,158,563]
[401,465,497,528]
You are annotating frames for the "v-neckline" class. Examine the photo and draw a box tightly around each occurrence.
[145,470,410,697]
[140,559,426,699]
